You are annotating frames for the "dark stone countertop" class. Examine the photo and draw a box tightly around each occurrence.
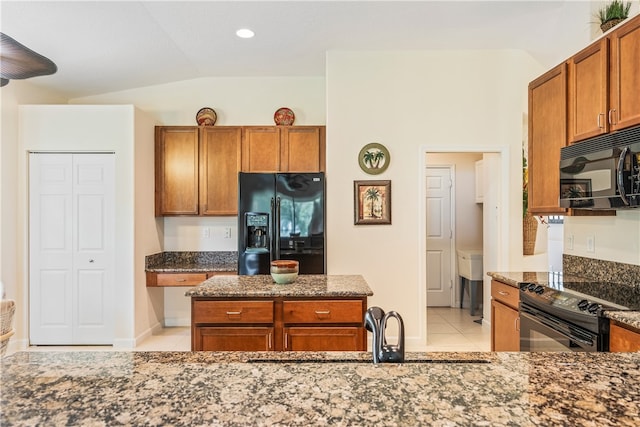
[1,350,639,426]
[145,251,237,273]
[185,274,373,298]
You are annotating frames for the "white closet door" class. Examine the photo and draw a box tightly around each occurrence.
[29,154,74,344]
[71,154,115,344]
[30,153,115,345]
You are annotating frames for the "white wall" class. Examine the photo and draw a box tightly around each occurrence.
[564,212,640,265]
[1,82,67,351]
[18,105,160,348]
[325,49,544,349]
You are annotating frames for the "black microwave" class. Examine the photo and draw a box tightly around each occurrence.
[559,125,640,209]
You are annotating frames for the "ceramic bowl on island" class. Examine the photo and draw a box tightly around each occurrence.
[270,260,299,284]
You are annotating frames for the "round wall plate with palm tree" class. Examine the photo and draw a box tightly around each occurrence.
[358,143,390,175]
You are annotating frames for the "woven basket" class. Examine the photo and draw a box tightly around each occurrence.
[523,215,538,255]
[601,18,624,33]
[1,299,16,356]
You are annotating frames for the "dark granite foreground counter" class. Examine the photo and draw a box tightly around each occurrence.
[1,351,639,426]
[488,271,640,330]
[185,274,373,298]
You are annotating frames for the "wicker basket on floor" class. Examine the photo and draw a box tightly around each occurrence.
[1,299,16,356]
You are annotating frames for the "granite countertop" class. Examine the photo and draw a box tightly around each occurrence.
[185,275,373,298]
[145,251,237,273]
[2,350,639,426]
[488,271,640,330]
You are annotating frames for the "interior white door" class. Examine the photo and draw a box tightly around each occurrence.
[426,167,454,307]
[29,154,74,344]
[30,153,115,345]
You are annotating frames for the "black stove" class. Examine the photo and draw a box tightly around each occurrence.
[519,274,640,352]
[519,278,640,329]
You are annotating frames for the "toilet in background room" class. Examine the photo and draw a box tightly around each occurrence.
[456,249,483,316]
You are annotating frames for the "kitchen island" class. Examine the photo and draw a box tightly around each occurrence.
[185,275,373,351]
[1,350,639,426]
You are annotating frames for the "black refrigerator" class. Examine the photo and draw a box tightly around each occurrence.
[238,172,325,275]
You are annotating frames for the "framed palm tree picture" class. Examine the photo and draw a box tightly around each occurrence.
[354,180,391,225]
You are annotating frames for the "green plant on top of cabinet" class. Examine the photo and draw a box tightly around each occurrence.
[155,126,241,216]
[568,13,640,143]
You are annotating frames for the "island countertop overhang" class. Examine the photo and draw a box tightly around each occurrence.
[185,274,374,298]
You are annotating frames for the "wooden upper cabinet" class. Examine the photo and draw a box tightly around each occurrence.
[242,126,325,173]
[281,127,326,172]
[155,127,199,215]
[528,63,568,215]
[200,127,241,215]
[568,39,609,143]
[609,14,640,132]
[568,15,640,143]
[242,127,281,172]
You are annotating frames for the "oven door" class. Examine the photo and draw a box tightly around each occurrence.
[520,303,599,352]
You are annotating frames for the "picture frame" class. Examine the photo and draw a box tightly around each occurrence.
[560,179,593,208]
[354,180,391,225]
[358,143,390,175]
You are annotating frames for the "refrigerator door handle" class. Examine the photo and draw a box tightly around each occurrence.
[270,197,275,264]
[275,196,281,258]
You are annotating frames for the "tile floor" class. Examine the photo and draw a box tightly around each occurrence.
[426,307,491,352]
[17,308,489,354]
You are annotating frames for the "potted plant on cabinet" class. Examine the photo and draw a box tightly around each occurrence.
[597,0,632,32]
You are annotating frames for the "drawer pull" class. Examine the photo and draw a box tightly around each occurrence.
[314,310,331,315]
[498,291,510,296]
[226,311,242,316]
[175,278,187,282]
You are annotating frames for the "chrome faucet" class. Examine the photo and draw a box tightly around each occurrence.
[364,307,405,363]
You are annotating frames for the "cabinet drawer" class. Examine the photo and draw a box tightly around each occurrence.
[193,300,274,324]
[283,300,363,323]
[283,327,364,351]
[155,273,208,287]
[196,327,274,351]
[491,280,519,309]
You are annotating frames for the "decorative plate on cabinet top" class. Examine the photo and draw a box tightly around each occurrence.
[196,107,217,126]
[274,107,295,126]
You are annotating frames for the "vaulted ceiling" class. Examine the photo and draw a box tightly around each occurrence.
[1,1,594,98]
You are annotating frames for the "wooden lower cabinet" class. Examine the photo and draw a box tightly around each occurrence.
[196,327,274,351]
[191,297,367,351]
[490,280,520,351]
[284,327,363,351]
[609,320,640,352]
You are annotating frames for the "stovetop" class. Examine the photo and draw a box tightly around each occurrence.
[519,274,640,331]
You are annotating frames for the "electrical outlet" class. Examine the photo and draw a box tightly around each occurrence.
[202,227,210,239]
[224,227,232,239]
[567,234,574,250]
[586,235,595,253]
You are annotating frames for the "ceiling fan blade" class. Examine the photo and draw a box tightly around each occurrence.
[0,32,57,83]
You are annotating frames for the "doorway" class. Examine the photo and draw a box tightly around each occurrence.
[419,147,507,349]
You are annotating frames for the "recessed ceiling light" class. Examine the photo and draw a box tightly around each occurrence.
[236,29,255,39]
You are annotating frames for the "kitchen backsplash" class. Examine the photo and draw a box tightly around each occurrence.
[563,254,640,286]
